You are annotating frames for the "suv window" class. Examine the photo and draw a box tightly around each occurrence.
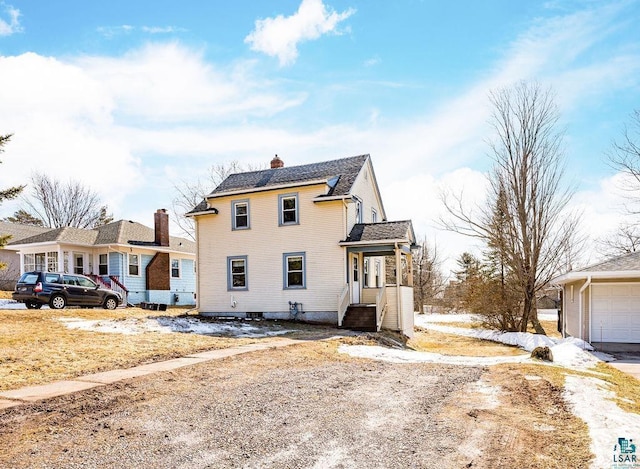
[44,273,61,284]
[77,277,96,288]
[63,275,78,286]
[18,273,39,284]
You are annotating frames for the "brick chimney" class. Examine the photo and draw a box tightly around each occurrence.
[154,209,170,247]
[270,154,284,169]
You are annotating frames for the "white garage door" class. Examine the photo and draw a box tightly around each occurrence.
[591,284,640,343]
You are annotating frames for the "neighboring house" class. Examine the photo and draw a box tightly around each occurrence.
[553,251,640,344]
[188,154,416,336]
[6,209,196,306]
[0,222,50,290]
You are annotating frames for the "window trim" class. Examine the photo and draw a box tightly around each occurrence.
[227,256,248,291]
[278,193,299,226]
[171,258,181,279]
[99,253,109,276]
[231,199,250,230]
[283,252,306,290]
[371,208,378,223]
[128,253,140,277]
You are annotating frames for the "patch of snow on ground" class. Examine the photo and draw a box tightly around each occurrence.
[416,313,480,324]
[0,298,36,310]
[58,316,294,338]
[564,375,640,469]
[338,344,528,366]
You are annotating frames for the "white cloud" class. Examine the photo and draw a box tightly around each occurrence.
[141,26,186,34]
[0,3,21,36]
[244,0,355,66]
[96,25,134,38]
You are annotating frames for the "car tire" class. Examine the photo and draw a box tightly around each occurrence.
[103,297,118,310]
[49,294,66,310]
[26,301,42,309]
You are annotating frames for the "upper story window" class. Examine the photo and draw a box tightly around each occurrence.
[279,193,299,226]
[354,197,363,224]
[232,200,250,230]
[371,208,378,223]
[128,254,139,276]
[99,253,108,275]
[171,259,181,278]
[227,256,248,290]
[283,252,306,289]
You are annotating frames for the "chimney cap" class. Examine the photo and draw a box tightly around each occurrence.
[270,154,284,169]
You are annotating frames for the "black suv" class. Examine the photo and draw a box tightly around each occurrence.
[13,272,123,310]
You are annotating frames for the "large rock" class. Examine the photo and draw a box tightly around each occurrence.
[531,346,553,362]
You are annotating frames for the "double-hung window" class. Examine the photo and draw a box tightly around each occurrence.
[171,259,181,278]
[354,197,363,224]
[99,254,108,275]
[232,200,250,230]
[279,193,299,226]
[129,254,139,276]
[227,256,248,290]
[283,252,306,289]
[371,208,378,223]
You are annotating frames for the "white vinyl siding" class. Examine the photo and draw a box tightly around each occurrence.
[196,184,344,313]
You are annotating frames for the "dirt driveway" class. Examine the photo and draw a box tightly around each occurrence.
[0,340,589,469]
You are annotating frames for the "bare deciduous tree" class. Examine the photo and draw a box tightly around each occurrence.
[19,172,113,229]
[412,236,446,313]
[608,109,640,212]
[596,222,640,258]
[172,161,264,239]
[441,81,578,333]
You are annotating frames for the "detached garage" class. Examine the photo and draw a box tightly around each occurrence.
[553,251,640,346]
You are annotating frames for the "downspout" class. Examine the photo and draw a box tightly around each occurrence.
[579,276,591,343]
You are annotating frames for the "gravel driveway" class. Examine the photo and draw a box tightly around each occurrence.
[0,341,484,469]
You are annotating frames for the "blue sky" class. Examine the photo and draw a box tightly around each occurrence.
[0,0,639,271]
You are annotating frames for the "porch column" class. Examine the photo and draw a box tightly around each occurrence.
[67,251,73,274]
[407,251,414,287]
[395,244,403,332]
[19,252,24,275]
[58,248,63,272]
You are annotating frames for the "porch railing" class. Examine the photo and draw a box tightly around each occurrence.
[337,284,349,327]
[376,284,388,331]
[88,274,129,307]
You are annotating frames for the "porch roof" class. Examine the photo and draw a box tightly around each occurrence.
[340,221,415,245]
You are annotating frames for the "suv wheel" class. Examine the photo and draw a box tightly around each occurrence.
[49,294,66,310]
[103,297,118,310]
[26,301,42,310]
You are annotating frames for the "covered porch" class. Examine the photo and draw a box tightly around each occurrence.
[337,221,416,337]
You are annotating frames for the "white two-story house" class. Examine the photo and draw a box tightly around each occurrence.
[187,154,416,336]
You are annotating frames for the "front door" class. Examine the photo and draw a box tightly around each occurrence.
[351,254,360,304]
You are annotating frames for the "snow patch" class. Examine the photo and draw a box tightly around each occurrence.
[57,316,294,338]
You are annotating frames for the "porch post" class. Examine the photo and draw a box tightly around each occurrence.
[19,252,24,275]
[407,250,414,287]
[395,244,403,332]
[58,247,63,272]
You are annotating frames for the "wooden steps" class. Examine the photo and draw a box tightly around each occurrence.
[341,305,377,332]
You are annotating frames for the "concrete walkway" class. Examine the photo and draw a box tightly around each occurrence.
[609,360,640,381]
[0,337,306,410]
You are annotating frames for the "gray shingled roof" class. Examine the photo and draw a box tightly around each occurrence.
[188,154,370,215]
[0,221,49,243]
[215,154,368,196]
[6,220,195,254]
[578,250,640,272]
[344,221,414,243]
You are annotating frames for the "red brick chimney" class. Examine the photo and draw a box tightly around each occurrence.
[154,209,170,247]
[270,154,284,169]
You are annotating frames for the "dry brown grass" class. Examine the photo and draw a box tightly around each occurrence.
[409,328,527,357]
[0,291,12,300]
[0,307,322,392]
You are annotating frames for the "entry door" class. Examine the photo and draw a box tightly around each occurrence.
[351,254,360,304]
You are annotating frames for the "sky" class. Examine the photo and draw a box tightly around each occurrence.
[0,0,639,274]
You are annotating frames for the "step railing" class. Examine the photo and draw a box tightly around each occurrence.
[376,284,388,331]
[337,284,349,327]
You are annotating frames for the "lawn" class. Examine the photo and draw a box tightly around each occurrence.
[0,305,332,392]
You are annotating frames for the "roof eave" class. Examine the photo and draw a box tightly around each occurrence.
[339,238,412,246]
[207,178,329,199]
[552,270,640,284]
